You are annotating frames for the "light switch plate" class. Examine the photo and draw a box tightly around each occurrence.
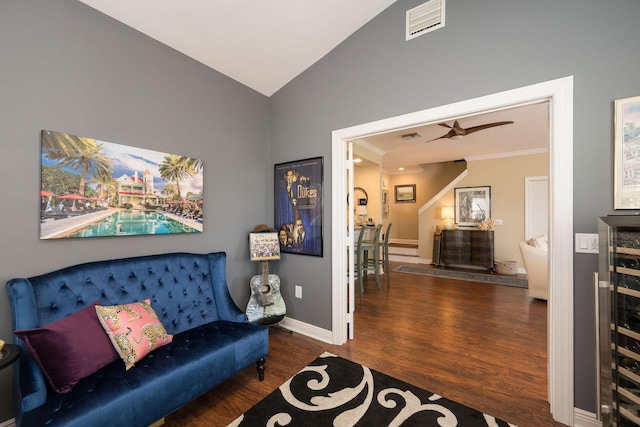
[575,233,598,254]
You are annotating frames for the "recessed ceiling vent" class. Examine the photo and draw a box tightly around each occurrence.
[406,0,445,41]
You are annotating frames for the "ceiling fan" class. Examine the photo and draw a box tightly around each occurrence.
[427,120,514,142]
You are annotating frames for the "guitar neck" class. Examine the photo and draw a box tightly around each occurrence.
[262,260,269,284]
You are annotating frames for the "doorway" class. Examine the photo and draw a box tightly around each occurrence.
[331,77,574,425]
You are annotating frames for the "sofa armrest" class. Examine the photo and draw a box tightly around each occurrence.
[15,353,48,413]
[6,278,48,411]
[518,242,548,300]
[207,252,245,322]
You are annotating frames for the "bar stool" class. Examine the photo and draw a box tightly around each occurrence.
[378,223,393,284]
[360,224,383,292]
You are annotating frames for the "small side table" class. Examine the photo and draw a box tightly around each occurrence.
[0,344,21,371]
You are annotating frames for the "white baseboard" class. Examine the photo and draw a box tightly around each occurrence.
[574,408,600,427]
[277,316,333,344]
[0,418,16,427]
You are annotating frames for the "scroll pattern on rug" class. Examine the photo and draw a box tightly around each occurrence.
[229,352,517,427]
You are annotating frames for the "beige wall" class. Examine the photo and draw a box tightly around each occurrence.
[418,153,549,267]
[353,144,383,227]
[386,161,467,241]
[354,164,381,225]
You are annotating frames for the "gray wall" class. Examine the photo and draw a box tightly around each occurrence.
[0,0,269,421]
[268,0,640,415]
[3,0,640,422]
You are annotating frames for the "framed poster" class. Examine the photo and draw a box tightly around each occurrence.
[274,157,323,256]
[454,186,491,227]
[614,95,640,209]
[395,184,416,202]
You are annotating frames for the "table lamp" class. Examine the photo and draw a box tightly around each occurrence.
[441,206,454,230]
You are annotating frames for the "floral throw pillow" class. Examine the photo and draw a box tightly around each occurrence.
[95,299,173,370]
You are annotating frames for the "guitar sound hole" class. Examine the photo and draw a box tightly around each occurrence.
[260,285,271,294]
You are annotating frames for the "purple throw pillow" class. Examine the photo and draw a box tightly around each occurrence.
[14,301,119,393]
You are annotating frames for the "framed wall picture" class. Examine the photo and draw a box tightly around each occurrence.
[274,157,323,256]
[40,129,203,239]
[454,186,491,227]
[382,189,389,214]
[395,184,416,203]
[614,95,640,209]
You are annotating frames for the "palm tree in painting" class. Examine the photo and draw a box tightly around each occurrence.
[42,130,94,159]
[158,155,195,200]
[43,131,112,197]
[180,156,203,174]
[162,182,178,200]
[90,170,114,200]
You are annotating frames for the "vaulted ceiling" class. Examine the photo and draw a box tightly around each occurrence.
[78,0,398,97]
[78,0,548,171]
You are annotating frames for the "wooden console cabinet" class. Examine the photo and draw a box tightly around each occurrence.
[434,230,494,270]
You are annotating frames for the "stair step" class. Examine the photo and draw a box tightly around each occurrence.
[389,242,418,249]
[389,253,420,263]
[389,246,418,256]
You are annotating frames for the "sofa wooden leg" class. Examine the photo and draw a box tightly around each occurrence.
[256,358,265,381]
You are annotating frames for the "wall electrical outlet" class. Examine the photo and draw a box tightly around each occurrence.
[575,233,598,254]
[295,285,302,299]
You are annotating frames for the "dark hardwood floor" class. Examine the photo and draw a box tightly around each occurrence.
[165,262,566,427]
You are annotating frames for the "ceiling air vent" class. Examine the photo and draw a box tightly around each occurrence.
[406,0,445,41]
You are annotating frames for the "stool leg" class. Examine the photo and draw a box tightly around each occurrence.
[374,248,381,289]
[384,244,390,284]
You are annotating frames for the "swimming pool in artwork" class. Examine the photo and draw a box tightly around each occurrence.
[64,210,200,238]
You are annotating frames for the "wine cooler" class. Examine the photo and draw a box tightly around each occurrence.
[598,216,640,426]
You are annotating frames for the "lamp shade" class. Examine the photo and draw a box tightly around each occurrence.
[355,205,368,216]
[441,206,454,219]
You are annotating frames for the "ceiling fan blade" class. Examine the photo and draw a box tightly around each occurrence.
[426,129,458,142]
[462,121,514,135]
[425,120,513,142]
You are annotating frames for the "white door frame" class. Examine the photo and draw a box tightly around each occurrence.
[331,76,574,425]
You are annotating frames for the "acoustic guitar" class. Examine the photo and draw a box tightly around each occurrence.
[246,260,286,325]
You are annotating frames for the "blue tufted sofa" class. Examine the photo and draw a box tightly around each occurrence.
[6,252,268,427]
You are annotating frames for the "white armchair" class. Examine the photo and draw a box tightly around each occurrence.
[518,237,548,300]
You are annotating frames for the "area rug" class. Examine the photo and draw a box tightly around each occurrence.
[228,352,517,426]
[393,265,528,289]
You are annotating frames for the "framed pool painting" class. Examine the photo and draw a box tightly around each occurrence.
[40,129,204,239]
[274,157,323,256]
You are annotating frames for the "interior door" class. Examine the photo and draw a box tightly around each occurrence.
[525,176,548,240]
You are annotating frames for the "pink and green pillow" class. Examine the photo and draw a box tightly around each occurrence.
[95,299,173,370]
